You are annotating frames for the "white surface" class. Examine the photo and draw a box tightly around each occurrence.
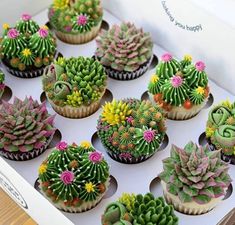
[0,8,235,225]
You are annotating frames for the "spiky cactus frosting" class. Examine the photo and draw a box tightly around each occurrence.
[97,99,166,163]
[102,192,179,225]
[0,14,56,72]
[38,141,110,212]
[206,100,235,159]
[159,142,232,214]
[148,53,210,120]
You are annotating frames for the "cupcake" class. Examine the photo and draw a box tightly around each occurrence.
[148,53,210,120]
[0,14,57,78]
[42,56,107,118]
[102,192,179,225]
[206,100,235,164]
[48,0,103,44]
[0,70,5,99]
[97,99,166,163]
[0,97,56,160]
[38,141,110,213]
[95,22,153,80]
[159,142,232,215]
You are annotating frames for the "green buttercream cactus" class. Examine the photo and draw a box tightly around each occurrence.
[206,100,235,161]
[38,141,110,212]
[0,14,56,77]
[159,142,232,215]
[97,99,166,163]
[0,70,5,98]
[102,193,179,225]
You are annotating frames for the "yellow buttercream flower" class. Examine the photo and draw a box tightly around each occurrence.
[150,74,159,83]
[53,0,69,9]
[221,99,232,109]
[80,141,91,149]
[233,146,235,156]
[196,86,205,95]
[206,126,215,138]
[184,54,192,61]
[22,48,32,57]
[38,164,47,174]
[41,25,49,30]
[119,193,136,211]
[3,23,9,30]
[85,182,95,193]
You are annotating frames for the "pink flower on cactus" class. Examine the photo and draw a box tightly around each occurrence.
[143,129,155,143]
[0,84,5,90]
[77,14,87,26]
[22,13,32,21]
[38,27,48,38]
[126,116,134,124]
[64,25,72,32]
[56,141,68,150]
[7,28,19,39]
[161,53,172,62]
[195,61,205,71]
[49,8,55,18]
[60,170,74,185]
[171,75,183,88]
[119,152,132,159]
[89,151,103,163]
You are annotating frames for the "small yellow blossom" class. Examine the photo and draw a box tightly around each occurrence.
[22,48,32,57]
[184,54,192,61]
[80,141,91,149]
[85,182,95,193]
[196,86,205,95]
[41,25,49,30]
[3,23,9,30]
[206,126,215,138]
[150,74,159,83]
[53,0,69,9]
[221,99,232,109]
[38,164,47,174]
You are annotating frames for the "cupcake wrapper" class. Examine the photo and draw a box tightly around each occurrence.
[55,22,101,44]
[0,134,53,161]
[101,55,153,80]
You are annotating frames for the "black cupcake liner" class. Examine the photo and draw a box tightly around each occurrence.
[0,135,53,161]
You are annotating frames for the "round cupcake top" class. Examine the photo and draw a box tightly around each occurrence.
[48,0,102,34]
[39,141,110,206]
[159,141,232,205]
[0,96,56,152]
[148,53,209,110]
[102,192,179,225]
[95,22,153,72]
[97,99,166,159]
[0,14,56,71]
[206,100,235,156]
[42,56,107,107]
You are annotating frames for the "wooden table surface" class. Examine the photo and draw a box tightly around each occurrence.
[0,188,37,225]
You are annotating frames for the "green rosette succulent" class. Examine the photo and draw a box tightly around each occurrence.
[38,141,110,207]
[95,22,153,72]
[159,142,232,204]
[102,193,179,225]
[42,56,107,107]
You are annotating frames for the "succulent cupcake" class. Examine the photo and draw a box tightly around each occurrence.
[102,192,179,225]
[97,99,166,163]
[159,142,232,215]
[0,97,56,160]
[48,0,103,44]
[42,56,107,118]
[206,100,235,164]
[0,14,57,78]
[0,70,5,99]
[148,53,210,120]
[95,22,153,80]
[38,141,110,212]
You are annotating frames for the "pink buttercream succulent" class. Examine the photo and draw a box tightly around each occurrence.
[89,151,103,163]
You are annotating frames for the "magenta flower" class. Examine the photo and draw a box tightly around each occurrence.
[7,28,19,39]
[77,14,87,26]
[22,13,32,21]
[0,84,5,90]
[195,61,205,71]
[126,116,134,124]
[143,129,155,143]
[89,151,103,163]
[56,141,68,151]
[38,28,48,38]
[171,75,183,88]
[60,170,74,185]
[64,25,72,32]
[119,152,132,159]
[161,53,172,62]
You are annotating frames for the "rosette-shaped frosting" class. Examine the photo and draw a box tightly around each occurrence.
[39,141,110,206]
[102,193,179,225]
[16,13,40,34]
[95,22,153,72]
[206,100,235,155]
[159,142,232,204]
[42,56,107,107]
[0,97,56,152]
[97,99,166,159]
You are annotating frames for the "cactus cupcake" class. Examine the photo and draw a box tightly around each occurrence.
[0,70,5,99]
[102,192,179,225]
[38,141,110,212]
[0,14,57,78]
[95,22,153,80]
[48,0,103,44]
[42,56,107,118]
[0,97,56,160]
[148,53,210,120]
[206,100,235,164]
[159,142,232,215]
[97,99,166,163]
